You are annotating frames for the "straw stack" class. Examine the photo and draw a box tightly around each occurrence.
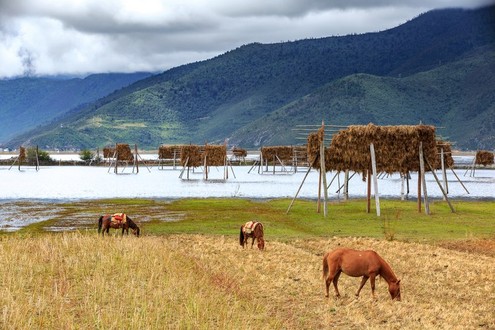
[180,145,202,167]
[475,150,494,166]
[203,145,227,166]
[232,147,247,158]
[307,127,331,171]
[435,140,454,168]
[103,146,115,158]
[158,145,181,159]
[19,147,26,162]
[261,146,294,162]
[116,144,134,161]
[313,124,438,174]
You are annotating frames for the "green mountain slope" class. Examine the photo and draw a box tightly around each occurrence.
[0,72,152,143]
[5,6,495,150]
[229,48,495,149]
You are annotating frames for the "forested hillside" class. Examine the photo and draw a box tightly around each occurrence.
[5,6,495,150]
[0,72,152,143]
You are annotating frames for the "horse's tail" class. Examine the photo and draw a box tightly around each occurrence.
[239,225,244,246]
[322,252,329,280]
[98,216,103,233]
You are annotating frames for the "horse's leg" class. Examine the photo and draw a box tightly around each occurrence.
[251,235,255,248]
[369,274,377,299]
[356,276,369,297]
[332,270,342,297]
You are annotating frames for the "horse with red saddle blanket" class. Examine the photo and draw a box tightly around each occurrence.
[98,213,140,237]
[239,220,265,250]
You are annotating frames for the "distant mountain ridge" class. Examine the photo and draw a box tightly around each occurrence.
[4,5,495,150]
[0,72,153,143]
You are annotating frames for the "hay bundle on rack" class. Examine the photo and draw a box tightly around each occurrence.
[325,124,438,174]
[116,144,134,161]
[180,145,202,167]
[261,146,295,163]
[158,145,181,159]
[232,147,247,158]
[307,127,332,171]
[435,140,454,168]
[203,145,227,166]
[293,145,308,164]
[475,150,494,166]
[19,147,26,162]
[103,146,115,158]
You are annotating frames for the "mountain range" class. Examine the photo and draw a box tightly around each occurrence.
[2,5,494,151]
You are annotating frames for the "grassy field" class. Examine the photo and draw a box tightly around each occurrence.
[1,198,494,329]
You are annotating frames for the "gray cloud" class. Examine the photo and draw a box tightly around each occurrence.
[0,0,493,78]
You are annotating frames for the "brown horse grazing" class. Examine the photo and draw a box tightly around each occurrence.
[98,213,140,237]
[322,248,401,300]
[239,221,265,250]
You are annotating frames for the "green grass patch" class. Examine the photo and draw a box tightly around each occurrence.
[7,198,495,243]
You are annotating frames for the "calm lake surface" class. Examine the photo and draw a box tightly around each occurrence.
[0,163,493,231]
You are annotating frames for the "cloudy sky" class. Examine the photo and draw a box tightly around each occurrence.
[0,0,493,78]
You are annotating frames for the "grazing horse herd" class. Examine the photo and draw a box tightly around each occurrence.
[97,215,401,300]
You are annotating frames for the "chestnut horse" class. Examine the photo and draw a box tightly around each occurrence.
[322,248,401,300]
[239,221,265,250]
[98,213,140,237]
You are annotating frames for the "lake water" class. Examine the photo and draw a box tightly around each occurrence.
[1,163,493,231]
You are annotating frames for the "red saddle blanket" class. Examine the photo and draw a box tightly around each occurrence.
[111,213,127,224]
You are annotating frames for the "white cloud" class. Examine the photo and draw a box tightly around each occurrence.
[0,0,493,78]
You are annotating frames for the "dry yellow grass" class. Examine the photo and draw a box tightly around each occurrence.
[1,233,494,329]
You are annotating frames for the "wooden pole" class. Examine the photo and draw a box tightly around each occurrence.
[320,137,328,217]
[134,144,139,174]
[419,142,430,215]
[287,165,313,214]
[317,167,322,213]
[114,143,118,174]
[417,167,422,213]
[370,143,380,216]
[326,171,339,190]
[450,168,470,194]
[35,145,39,171]
[344,170,349,201]
[204,154,208,180]
[179,157,189,179]
[367,169,371,213]
[224,156,228,180]
[400,173,405,201]
[441,148,447,199]
[425,157,455,213]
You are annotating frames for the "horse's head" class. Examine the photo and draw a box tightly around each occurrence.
[132,227,140,237]
[257,237,265,250]
[388,279,401,301]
